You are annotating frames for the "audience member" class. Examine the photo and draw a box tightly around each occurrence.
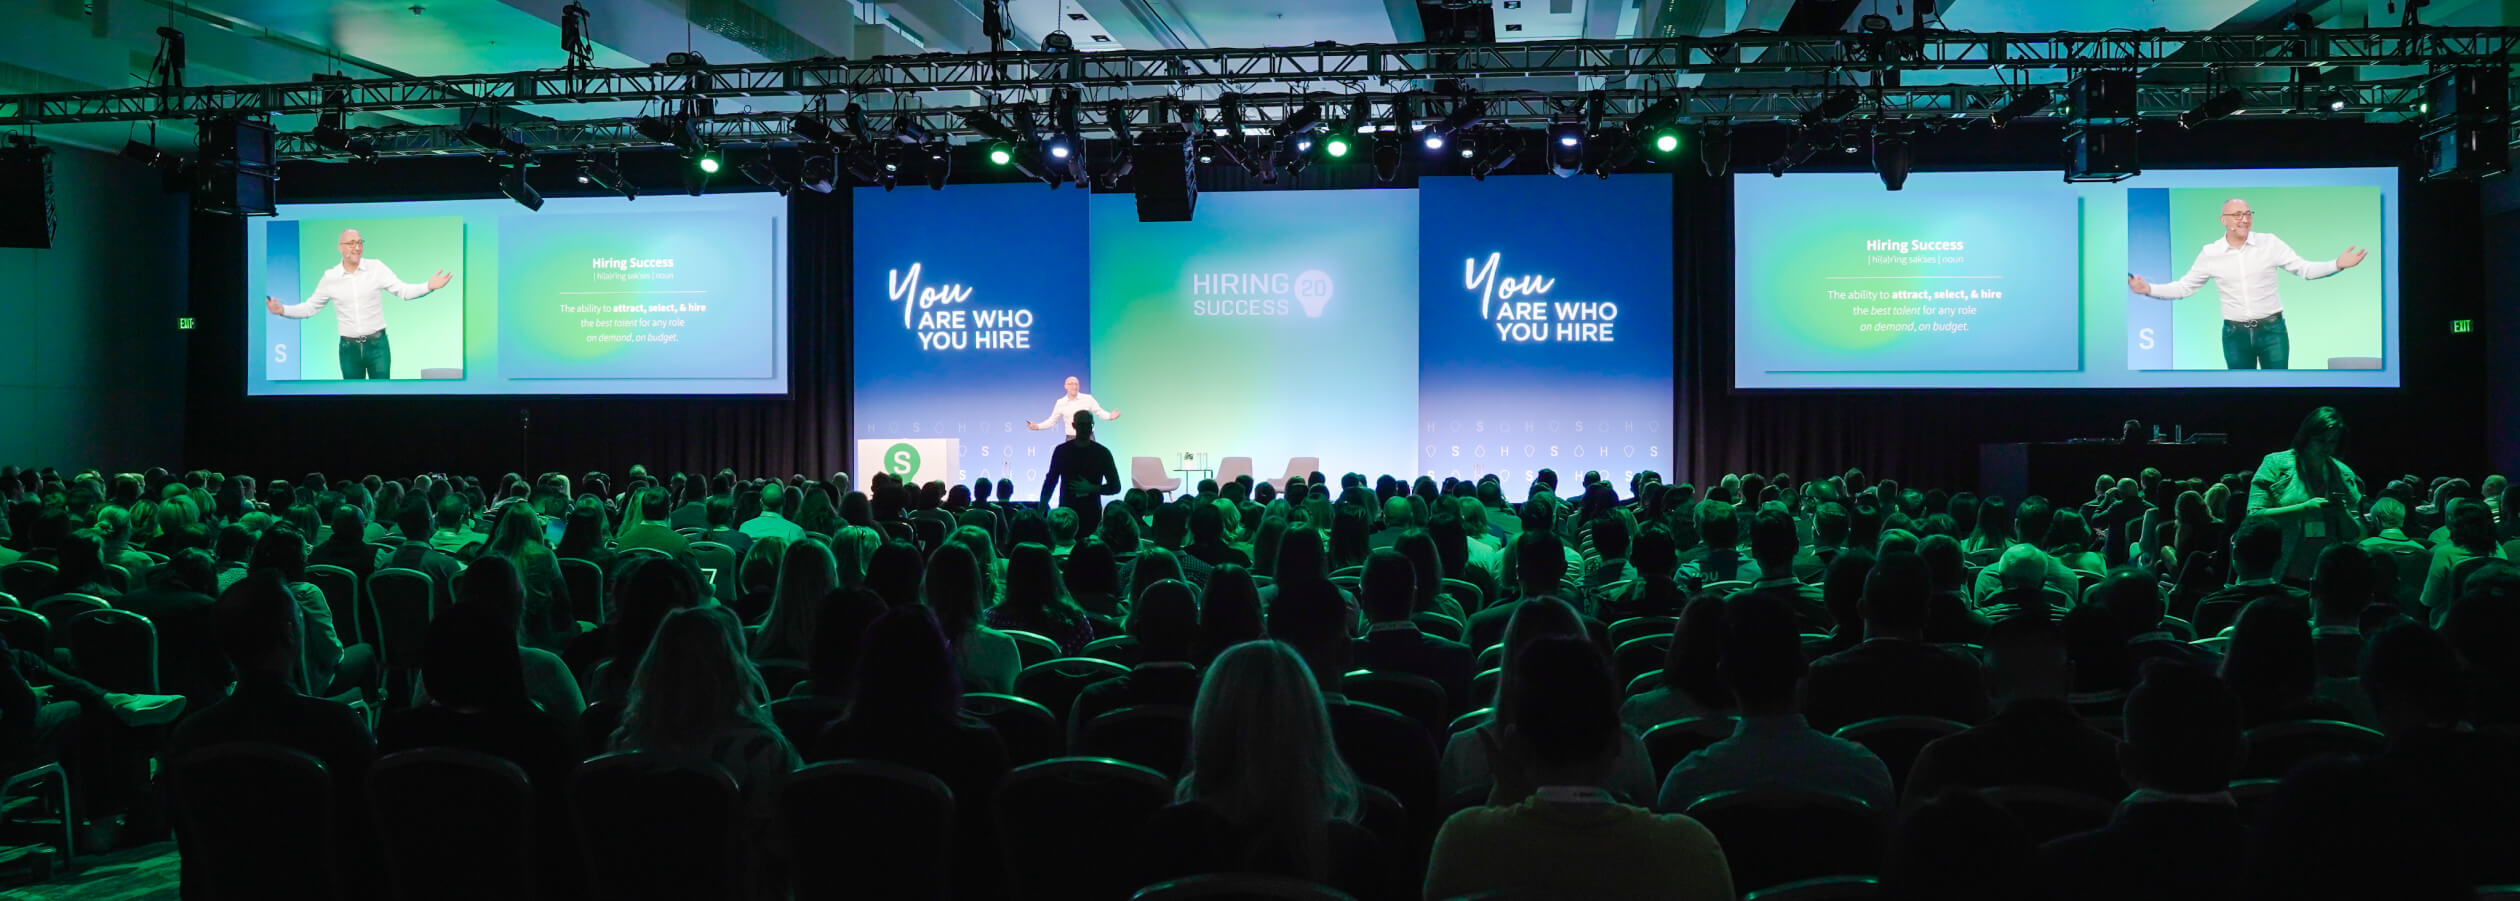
[988,542,1095,655]
[924,542,1019,694]
[2360,622,2520,885]
[1354,548,1475,715]
[1619,592,1737,732]
[2219,596,2351,727]
[1906,614,2125,802]
[608,605,798,889]
[1658,592,1896,814]
[750,537,838,662]
[1802,551,1991,731]
[1881,789,2037,901]
[1071,579,1203,737]
[2235,756,2464,901]
[2037,661,2249,901]
[814,606,1008,891]
[1271,570,1443,826]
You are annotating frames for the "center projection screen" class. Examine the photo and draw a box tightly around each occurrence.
[851,177,1674,499]
[1733,166,2400,389]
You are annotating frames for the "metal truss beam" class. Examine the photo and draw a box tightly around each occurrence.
[5,27,2513,129]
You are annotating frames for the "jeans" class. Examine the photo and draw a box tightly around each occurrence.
[2221,314,2289,370]
[339,331,391,379]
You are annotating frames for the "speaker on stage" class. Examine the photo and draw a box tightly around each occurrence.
[0,137,56,249]
[1133,126,1197,222]
[196,115,279,216]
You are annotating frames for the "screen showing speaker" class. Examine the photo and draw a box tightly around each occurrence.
[852,177,1674,498]
[1733,166,2398,389]
[244,192,787,395]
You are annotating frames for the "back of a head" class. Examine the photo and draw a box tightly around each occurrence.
[1359,548,1416,622]
[1917,534,1965,589]
[2310,542,2371,622]
[1590,515,1631,561]
[1994,543,2053,595]
[2122,661,2245,792]
[1882,789,2036,901]
[328,505,365,545]
[215,572,300,676]
[921,542,983,637]
[1719,592,1810,709]
[2447,499,2497,554]
[1265,574,1352,679]
[163,548,216,594]
[850,605,961,722]
[2240,756,2465,901]
[1185,640,1356,840]
[1631,527,1678,577]
[1505,637,1624,772]
[1513,530,1568,593]
[1127,579,1200,661]
[1747,507,1797,568]
[1697,500,1740,547]
[248,527,309,581]
[436,493,470,529]
[422,600,531,712]
[1822,549,1877,628]
[611,556,703,662]
[620,606,762,748]
[1862,551,1934,631]
[637,486,670,522]
[805,587,889,694]
[864,540,926,607]
[1984,613,2072,699]
[2359,621,2466,731]
[456,554,530,632]
[2222,596,2316,718]
[2231,517,2285,575]
[2097,569,2167,635]
[1817,502,1852,545]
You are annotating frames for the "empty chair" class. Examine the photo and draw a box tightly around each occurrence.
[558,558,606,623]
[570,751,742,901]
[0,758,72,872]
[304,564,362,650]
[1643,717,1739,784]
[1214,457,1255,487]
[781,759,956,901]
[997,757,1174,901]
[167,742,341,900]
[965,692,1063,766]
[1741,875,1882,901]
[1,560,56,599]
[65,609,159,693]
[1077,705,1194,778]
[1343,670,1448,738]
[1268,458,1321,495]
[1832,716,1969,798]
[689,542,739,604]
[1980,784,2117,844]
[1682,788,1886,894]
[1015,657,1129,729]
[1131,457,1183,496]
[368,748,537,901]
[1003,630,1063,669]
[2238,719,2386,779]
[1131,873,1361,900]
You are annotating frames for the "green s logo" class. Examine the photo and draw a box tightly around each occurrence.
[883,442,922,479]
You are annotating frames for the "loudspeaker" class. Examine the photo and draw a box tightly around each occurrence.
[0,140,57,249]
[1132,127,1197,222]
[197,116,278,216]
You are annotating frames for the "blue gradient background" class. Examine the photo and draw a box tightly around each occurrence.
[1419,176,1674,497]
[246,193,788,395]
[850,185,1090,491]
[1734,166,2399,389]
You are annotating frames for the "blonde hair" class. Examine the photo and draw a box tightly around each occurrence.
[751,537,837,660]
[1182,640,1361,880]
[613,606,777,755]
[831,526,882,590]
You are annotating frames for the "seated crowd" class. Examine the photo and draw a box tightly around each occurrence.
[0,448,2516,900]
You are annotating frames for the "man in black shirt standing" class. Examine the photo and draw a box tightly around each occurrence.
[1041,410,1121,538]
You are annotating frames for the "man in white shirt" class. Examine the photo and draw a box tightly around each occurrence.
[263,229,454,379]
[2128,198,2367,370]
[1026,376,1121,438]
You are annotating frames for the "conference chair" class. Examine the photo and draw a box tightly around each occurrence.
[1626,670,1666,698]
[558,557,606,623]
[368,748,537,901]
[768,695,850,751]
[2228,777,2283,826]
[1081,634,1142,666]
[997,757,1174,901]
[1468,667,1502,710]
[688,541,739,603]
[0,756,72,874]
[2238,719,2386,779]
[2377,545,2430,608]
[0,607,50,657]
[1076,705,1194,778]
[1981,784,2118,843]
[102,564,133,593]
[0,590,13,608]
[1,560,56,599]
[1015,657,1129,730]
[1131,874,1361,901]
[1440,577,1486,612]
[167,742,341,901]
[570,751,741,901]
[305,564,362,651]
[782,760,956,901]
[1644,717,1740,784]
[368,568,436,706]
[1682,788,1886,894]
[1268,458,1322,495]
[1612,634,1674,688]
[964,692,1063,765]
[1741,875,1883,901]
[1834,716,1971,798]
[1002,630,1063,668]
[1131,457,1183,497]
[64,608,158,693]
[1214,457,1255,487]
[1344,670,1449,737]
[1447,707,1492,737]
[1411,611,1467,644]
[1475,643,1505,671]
[29,593,107,645]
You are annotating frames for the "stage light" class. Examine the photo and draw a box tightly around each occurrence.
[1768,128,1817,177]
[1388,93,1417,160]
[696,149,721,174]
[987,142,1014,166]
[740,157,793,196]
[1423,96,1484,153]
[959,110,1026,147]
[2178,89,2244,129]
[1547,122,1585,178]
[560,1,592,68]
[1800,88,1862,128]
[925,143,950,190]
[460,122,531,156]
[891,115,931,145]
[1046,135,1075,160]
[311,124,376,160]
[1324,134,1350,157]
[1990,86,2052,129]
[1651,129,1681,154]
[1628,95,1682,135]
[499,157,542,211]
[800,155,835,193]
[1373,140,1401,183]
[634,115,681,144]
[1700,123,1733,177]
[1874,131,1913,191]
[575,155,636,199]
[2322,91,2349,113]
[1425,132,1447,151]
[1470,129,1519,181]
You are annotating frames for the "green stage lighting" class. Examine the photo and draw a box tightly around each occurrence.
[697,152,721,174]
[1651,128,1682,154]
[1324,134,1351,158]
[987,141,1014,166]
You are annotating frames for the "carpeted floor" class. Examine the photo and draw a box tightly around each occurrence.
[0,841,180,900]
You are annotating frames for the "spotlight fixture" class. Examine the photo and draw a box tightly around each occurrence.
[2178,88,2244,129]
[799,155,836,193]
[696,147,722,174]
[559,1,593,68]
[740,157,794,196]
[576,155,636,200]
[1989,86,2053,129]
[790,114,837,145]
[499,156,542,211]
[460,122,532,156]
[311,123,377,161]
[1423,96,1485,152]
[1469,129,1519,181]
[1768,128,1818,177]
[634,115,683,145]
[1630,91,1684,158]
[958,110,1026,147]
[1700,122,1733,177]
[1050,89,1088,185]
[986,142,1015,166]
[1873,130,1913,191]
[1545,123,1585,176]
[891,115,932,145]
[1800,88,1862,128]
[924,142,950,190]
[1097,100,1137,190]
[2321,91,2349,114]
[122,139,196,193]
[1651,128,1682,154]
[1387,93,1416,156]
[1045,134,1076,160]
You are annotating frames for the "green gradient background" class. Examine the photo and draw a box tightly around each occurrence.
[2164,186,2383,369]
[291,217,466,379]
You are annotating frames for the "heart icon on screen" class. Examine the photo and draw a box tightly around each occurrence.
[1294,269,1334,317]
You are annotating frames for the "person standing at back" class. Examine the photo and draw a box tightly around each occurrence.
[1041,410,1122,539]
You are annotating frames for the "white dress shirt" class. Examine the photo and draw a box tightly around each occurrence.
[2140,231,2339,322]
[1041,392,1114,438]
[278,258,435,338]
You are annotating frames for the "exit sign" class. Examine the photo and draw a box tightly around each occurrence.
[176,317,195,330]
[2451,319,2474,334]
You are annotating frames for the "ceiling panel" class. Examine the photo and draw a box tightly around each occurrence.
[1175,0,1399,49]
